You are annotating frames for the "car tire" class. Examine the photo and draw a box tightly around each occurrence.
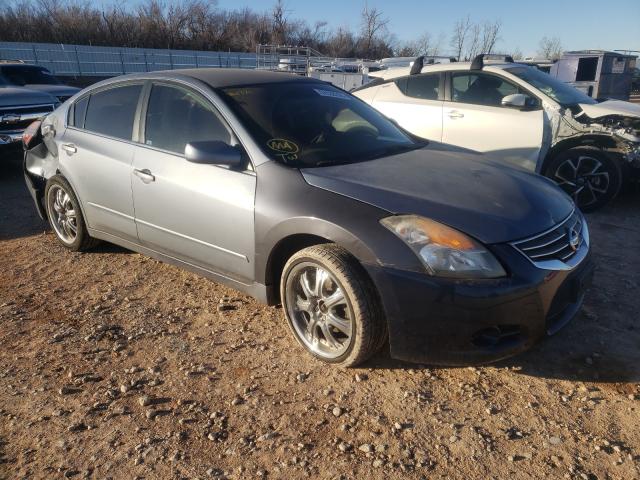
[280,244,386,367]
[45,175,99,251]
[544,147,623,212]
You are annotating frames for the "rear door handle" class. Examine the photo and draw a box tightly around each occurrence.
[447,111,465,119]
[61,143,77,155]
[133,168,155,184]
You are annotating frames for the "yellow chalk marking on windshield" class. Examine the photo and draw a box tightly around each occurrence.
[267,138,299,154]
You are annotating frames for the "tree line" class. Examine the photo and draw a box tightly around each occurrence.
[0,0,562,60]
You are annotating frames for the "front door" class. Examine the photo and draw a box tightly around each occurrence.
[442,72,544,170]
[131,82,256,281]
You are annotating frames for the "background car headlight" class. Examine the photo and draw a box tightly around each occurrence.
[381,215,506,279]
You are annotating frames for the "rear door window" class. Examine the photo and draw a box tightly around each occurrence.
[404,74,440,100]
[144,83,231,155]
[84,84,142,140]
[71,96,89,128]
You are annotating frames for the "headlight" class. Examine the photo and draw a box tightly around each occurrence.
[381,215,506,279]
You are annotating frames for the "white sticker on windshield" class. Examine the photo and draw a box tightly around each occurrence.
[313,89,351,101]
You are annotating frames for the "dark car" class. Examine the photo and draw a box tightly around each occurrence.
[0,62,79,103]
[0,85,58,150]
[23,69,594,366]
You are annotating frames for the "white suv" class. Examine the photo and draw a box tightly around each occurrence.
[353,54,640,211]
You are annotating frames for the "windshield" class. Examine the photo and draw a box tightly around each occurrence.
[506,66,597,106]
[218,82,420,167]
[0,66,61,86]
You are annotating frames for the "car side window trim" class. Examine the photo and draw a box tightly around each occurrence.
[444,70,542,109]
[395,72,444,101]
[362,72,446,101]
[137,79,255,173]
[65,80,146,144]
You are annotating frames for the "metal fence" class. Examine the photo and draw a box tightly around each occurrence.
[0,42,257,76]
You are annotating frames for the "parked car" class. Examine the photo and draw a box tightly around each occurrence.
[0,84,58,150]
[353,54,640,211]
[24,69,593,366]
[0,61,79,103]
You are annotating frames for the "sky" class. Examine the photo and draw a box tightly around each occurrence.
[215,0,640,57]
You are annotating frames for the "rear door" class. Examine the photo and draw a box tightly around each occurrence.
[372,73,444,141]
[131,81,256,281]
[61,83,143,242]
[441,71,544,169]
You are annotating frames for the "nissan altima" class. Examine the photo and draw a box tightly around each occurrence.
[23,69,594,366]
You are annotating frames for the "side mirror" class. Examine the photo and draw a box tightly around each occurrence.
[501,93,527,108]
[185,141,245,168]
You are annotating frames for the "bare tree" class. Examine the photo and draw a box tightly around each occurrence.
[359,2,389,58]
[0,0,388,58]
[271,0,289,45]
[465,23,481,60]
[538,36,563,60]
[480,20,501,54]
[451,17,502,61]
[295,20,328,49]
[450,15,471,61]
[326,26,357,58]
[398,31,447,57]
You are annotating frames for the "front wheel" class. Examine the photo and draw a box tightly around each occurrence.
[544,147,622,212]
[280,244,386,367]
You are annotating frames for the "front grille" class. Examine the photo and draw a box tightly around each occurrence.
[0,103,54,132]
[0,104,55,115]
[512,210,584,264]
[0,119,33,131]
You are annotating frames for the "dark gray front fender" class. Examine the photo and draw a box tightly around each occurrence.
[254,161,425,302]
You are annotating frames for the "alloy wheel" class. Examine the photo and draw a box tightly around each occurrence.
[285,262,353,359]
[47,185,78,244]
[552,154,610,208]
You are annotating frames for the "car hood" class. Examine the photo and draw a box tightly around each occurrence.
[0,86,57,106]
[23,84,80,98]
[301,146,574,244]
[579,100,640,119]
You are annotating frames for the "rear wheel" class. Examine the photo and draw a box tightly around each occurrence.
[45,175,99,251]
[280,244,386,367]
[544,147,622,212]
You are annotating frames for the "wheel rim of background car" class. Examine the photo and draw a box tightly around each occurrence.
[553,155,610,208]
[47,185,78,245]
[285,262,354,359]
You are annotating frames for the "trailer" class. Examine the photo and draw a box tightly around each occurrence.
[550,50,637,101]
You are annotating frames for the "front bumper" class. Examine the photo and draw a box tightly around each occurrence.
[366,243,594,366]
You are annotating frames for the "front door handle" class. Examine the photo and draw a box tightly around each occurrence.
[61,143,77,155]
[133,168,155,184]
[447,110,465,119]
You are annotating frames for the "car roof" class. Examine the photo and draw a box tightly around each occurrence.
[369,61,520,82]
[103,68,322,89]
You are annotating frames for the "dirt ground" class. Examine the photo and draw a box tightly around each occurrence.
[1,152,639,480]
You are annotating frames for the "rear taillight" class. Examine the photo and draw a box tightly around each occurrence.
[22,120,42,150]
